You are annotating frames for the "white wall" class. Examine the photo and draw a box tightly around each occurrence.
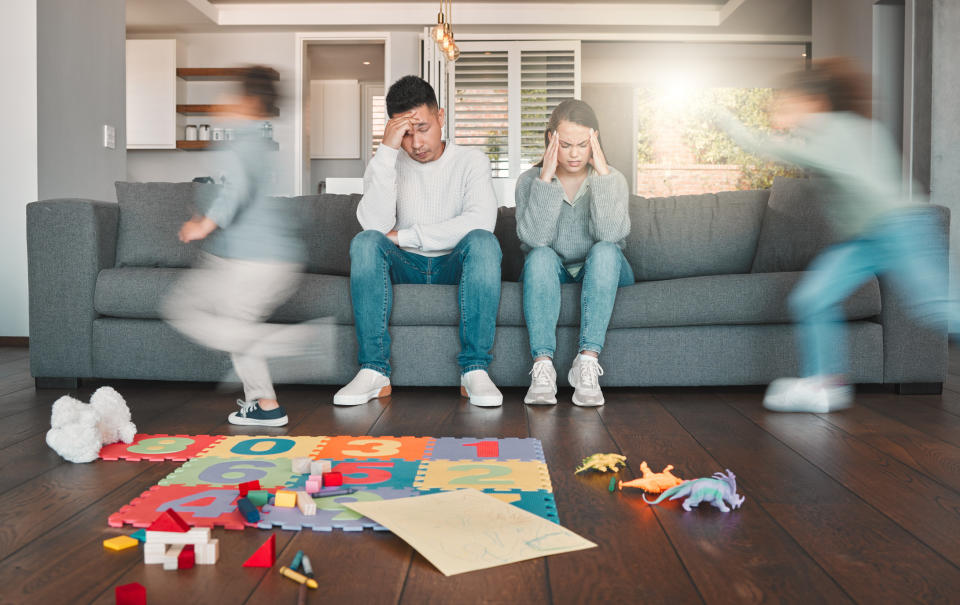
[0,0,38,337]
[126,32,298,195]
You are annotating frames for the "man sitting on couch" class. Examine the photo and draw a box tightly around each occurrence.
[333,75,504,407]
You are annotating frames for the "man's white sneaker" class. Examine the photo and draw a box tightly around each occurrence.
[525,360,558,405]
[460,370,503,407]
[568,355,605,407]
[762,376,853,413]
[333,369,391,406]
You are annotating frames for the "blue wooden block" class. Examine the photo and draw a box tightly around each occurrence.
[237,496,260,523]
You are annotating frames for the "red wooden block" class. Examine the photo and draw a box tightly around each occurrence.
[238,480,261,496]
[148,509,190,533]
[178,544,195,570]
[115,582,146,605]
[243,534,276,568]
[321,471,343,487]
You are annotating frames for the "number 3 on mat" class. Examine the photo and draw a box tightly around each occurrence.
[447,464,515,486]
[341,439,402,458]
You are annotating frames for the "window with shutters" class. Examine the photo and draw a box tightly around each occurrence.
[370,94,386,157]
[449,41,580,179]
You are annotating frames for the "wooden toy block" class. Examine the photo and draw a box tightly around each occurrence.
[310,460,332,475]
[239,480,261,496]
[143,543,167,565]
[237,497,260,522]
[305,480,321,493]
[103,535,140,551]
[291,457,312,474]
[177,544,195,570]
[145,527,211,546]
[115,582,146,605]
[247,490,270,507]
[243,534,276,568]
[130,529,146,542]
[274,490,297,508]
[195,539,219,565]
[321,471,343,487]
[162,544,184,570]
[296,492,316,516]
[148,509,190,533]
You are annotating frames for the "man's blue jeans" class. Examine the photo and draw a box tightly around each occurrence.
[349,229,502,377]
[521,242,634,359]
[791,208,954,377]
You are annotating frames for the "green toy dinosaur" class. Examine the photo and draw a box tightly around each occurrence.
[574,453,627,474]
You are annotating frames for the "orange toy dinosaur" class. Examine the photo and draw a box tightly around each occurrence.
[618,461,685,494]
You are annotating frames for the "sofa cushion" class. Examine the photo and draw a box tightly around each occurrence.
[624,190,768,280]
[299,194,362,276]
[752,176,837,273]
[96,269,880,329]
[114,182,220,268]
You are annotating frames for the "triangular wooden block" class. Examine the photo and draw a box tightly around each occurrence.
[148,509,190,533]
[242,534,275,568]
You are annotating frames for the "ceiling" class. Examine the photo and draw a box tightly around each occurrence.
[309,43,385,81]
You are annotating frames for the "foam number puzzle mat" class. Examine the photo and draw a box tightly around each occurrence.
[105,435,558,533]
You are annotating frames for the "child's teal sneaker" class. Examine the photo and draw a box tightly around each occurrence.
[228,399,288,426]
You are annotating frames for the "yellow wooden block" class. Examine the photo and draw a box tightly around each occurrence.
[274,490,297,508]
[103,535,140,551]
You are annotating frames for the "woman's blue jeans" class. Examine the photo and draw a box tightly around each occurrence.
[521,242,634,359]
[349,229,502,377]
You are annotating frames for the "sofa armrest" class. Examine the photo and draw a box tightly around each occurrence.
[27,199,118,378]
[880,204,950,384]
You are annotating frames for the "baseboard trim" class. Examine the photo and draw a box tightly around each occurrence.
[0,337,28,346]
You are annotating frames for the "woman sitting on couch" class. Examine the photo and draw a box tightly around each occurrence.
[515,99,632,407]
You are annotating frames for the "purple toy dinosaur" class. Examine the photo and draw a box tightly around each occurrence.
[643,469,745,512]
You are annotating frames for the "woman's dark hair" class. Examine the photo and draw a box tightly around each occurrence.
[535,99,604,167]
[782,58,871,118]
[242,65,279,117]
[386,75,439,118]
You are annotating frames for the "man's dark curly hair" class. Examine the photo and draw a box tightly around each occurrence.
[386,75,438,118]
[242,65,279,116]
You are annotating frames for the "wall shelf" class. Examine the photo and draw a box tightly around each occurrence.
[176,67,280,81]
[176,104,280,116]
[176,140,279,151]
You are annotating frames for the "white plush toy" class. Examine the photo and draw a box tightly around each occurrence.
[46,386,137,463]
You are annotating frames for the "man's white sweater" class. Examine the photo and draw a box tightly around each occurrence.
[357,142,498,257]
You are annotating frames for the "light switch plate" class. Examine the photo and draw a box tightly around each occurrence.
[103,124,116,149]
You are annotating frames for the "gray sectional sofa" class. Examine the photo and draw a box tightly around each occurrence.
[26,177,949,392]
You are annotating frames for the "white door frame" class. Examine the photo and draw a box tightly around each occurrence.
[294,32,391,196]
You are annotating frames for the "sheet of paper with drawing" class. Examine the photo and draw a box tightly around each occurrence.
[342,488,596,576]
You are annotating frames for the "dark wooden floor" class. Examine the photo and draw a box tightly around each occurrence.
[2,345,960,604]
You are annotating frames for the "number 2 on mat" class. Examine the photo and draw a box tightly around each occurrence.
[447,464,514,486]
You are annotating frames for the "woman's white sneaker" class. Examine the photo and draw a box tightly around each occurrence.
[333,369,391,406]
[460,370,503,407]
[568,355,605,407]
[525,360,558,405]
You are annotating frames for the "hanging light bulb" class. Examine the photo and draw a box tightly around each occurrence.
[431,10,445,42]
[441,26,453,50]
[446,44,460,62]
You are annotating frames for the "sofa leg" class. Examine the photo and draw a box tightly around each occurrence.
[35,377,79,389]
[895,382,943,395]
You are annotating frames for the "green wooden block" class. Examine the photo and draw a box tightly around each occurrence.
[247,490,270,507]
[130,529,146,542]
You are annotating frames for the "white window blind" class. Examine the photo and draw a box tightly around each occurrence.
[370,94,386,157]
[450,41,580,179]
[520,48,577,172]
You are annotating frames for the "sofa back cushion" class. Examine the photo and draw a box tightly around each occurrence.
[624,190,769,281]
[299,193,362,275]
[114,182,220,268]
[751,176,837,273]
